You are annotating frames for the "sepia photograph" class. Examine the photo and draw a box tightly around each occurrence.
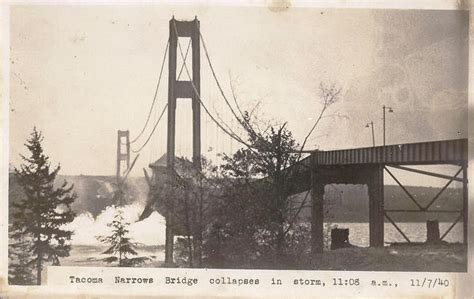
[3,2,469,290]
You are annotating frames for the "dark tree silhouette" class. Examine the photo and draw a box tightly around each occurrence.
[205,82,341,268]
[8,229,36,285]
[11,127,76,285]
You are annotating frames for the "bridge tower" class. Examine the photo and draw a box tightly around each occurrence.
[165,17,201,264]
[116,130,130,182]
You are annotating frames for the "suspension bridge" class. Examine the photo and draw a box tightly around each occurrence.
[114,17,468,265]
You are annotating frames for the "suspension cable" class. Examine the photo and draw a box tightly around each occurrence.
[199,32,248,131]
[200,31,328,158]
[172,20,252,149]
[131,104,168,153]
[130,40,169,144]
[130,38,188,146]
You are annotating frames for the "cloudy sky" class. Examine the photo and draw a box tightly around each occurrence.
[8,5,468,186]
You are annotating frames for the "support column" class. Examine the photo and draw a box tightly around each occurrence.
[368,165,384,247]
[463,162,468,245]
[165,210,174,266]
[116,131,121,179]
[165,18,178,266]
[165,17,202,265]
[191,17,201,169]
[167,19,177,169]
[311,164,325,255]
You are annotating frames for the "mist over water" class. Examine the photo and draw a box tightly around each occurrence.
[63,203,166,246]
[54,174,167,246]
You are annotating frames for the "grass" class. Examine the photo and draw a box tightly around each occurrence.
[60,244,165,267]
[309,243,467,272]
[59,242,466,272]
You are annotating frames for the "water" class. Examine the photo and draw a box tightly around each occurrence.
[60,218,463,267]
[331,222,463,247]
[64,204,463,247]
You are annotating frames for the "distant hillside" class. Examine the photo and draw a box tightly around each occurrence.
[55,175,149,217]
[294,184,463,223]
[9,174,463,224]
[8,173,148,223]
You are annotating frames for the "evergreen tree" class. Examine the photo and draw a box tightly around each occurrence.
[8,226,36,285]
[96,209,151,267]
[11,127,76,285]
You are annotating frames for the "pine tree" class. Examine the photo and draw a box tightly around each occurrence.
[11,127,76,285]
[8,226,36,285]
[96,209,151,267]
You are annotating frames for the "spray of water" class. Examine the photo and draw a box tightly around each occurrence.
[63,203,166,246]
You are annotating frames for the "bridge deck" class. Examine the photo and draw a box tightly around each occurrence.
[301,139,467,167]
[300,138,468,252]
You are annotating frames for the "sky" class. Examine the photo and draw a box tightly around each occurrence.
[8,5,468,187]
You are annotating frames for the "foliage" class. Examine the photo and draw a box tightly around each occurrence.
[137,155,219,267]
[202,179,267,268]
[11,127,76,285]
[8,227,36,285]
[174,237,194,266]
[96,209,151,267]
[202,82,341,268]
[218,120,306,265]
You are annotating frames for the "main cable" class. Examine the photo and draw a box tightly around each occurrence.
[172,20,251,149]
[130,40,169,144]
[201,32,326,160]
[131,104,168,153]
[199,32,247,131]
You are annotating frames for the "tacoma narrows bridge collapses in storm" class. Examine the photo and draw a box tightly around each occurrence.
[116,17,468,264]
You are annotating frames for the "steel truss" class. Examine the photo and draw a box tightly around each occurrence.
[383,164,467,243]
